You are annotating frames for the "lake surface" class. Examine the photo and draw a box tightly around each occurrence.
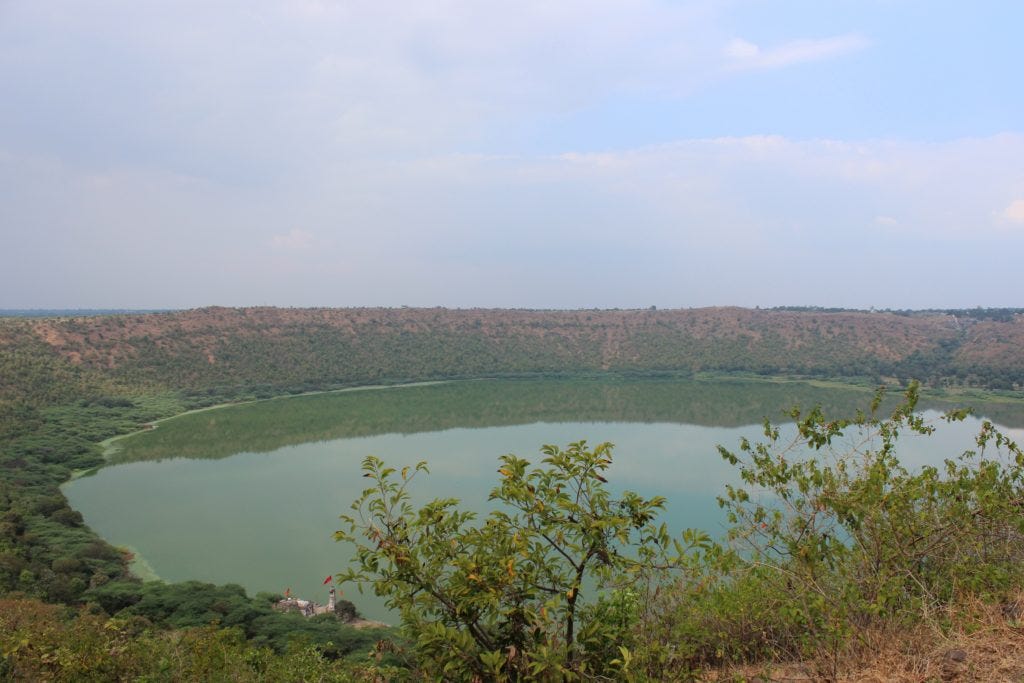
[64,377,1024,622]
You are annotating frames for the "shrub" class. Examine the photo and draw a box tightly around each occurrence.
[336,441,709,680]
[633,384,1024,679]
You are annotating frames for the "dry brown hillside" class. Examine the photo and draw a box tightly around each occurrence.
[4,307,1019,399]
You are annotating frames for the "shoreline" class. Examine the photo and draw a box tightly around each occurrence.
[92,373,1024,466]
[95,379,461,462]
[67,373,1024,591]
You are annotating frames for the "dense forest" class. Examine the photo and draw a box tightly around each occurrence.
[1,306,1023,679]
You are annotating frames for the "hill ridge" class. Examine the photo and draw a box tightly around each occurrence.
[2,307,1021,407]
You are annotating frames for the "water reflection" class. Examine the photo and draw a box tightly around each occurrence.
[66,378,1024,622]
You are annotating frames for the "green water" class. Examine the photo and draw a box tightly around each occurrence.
[63,377,1024,622]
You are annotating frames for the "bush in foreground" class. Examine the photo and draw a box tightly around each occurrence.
[337,385,1024,681]
[336,442,709,680]
[634,384,1024,680]
[0,597,396,682]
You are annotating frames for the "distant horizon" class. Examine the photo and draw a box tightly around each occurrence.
[3,304,1023,318]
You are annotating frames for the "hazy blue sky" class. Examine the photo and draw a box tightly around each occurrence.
[2,1,1022,309]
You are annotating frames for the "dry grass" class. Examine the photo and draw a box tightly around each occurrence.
[704,595,1024,682]
[23,306,961,370]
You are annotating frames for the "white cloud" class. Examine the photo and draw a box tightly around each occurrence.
[5,133,1024,308]
[495,134,1024,241]
[270,228,314,250]
[724,38,760,60]
[0,0,730,167]
[724,33,869,70]
[1002,199,1024,224]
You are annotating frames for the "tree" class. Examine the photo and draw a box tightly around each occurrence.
[639,383,1024,676]
[335,441,708,680]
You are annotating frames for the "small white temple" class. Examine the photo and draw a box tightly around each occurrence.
[274,587,337,618]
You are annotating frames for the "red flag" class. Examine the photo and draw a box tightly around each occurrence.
[322,575,333,585]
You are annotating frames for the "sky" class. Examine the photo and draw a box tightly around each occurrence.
[2,1,1022,310]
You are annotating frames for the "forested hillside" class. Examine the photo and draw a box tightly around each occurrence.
[1,306,1020,605]
[1,306,1023,679]
[4,307,1022,407]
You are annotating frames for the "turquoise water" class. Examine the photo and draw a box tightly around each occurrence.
[64,378,1023,621]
